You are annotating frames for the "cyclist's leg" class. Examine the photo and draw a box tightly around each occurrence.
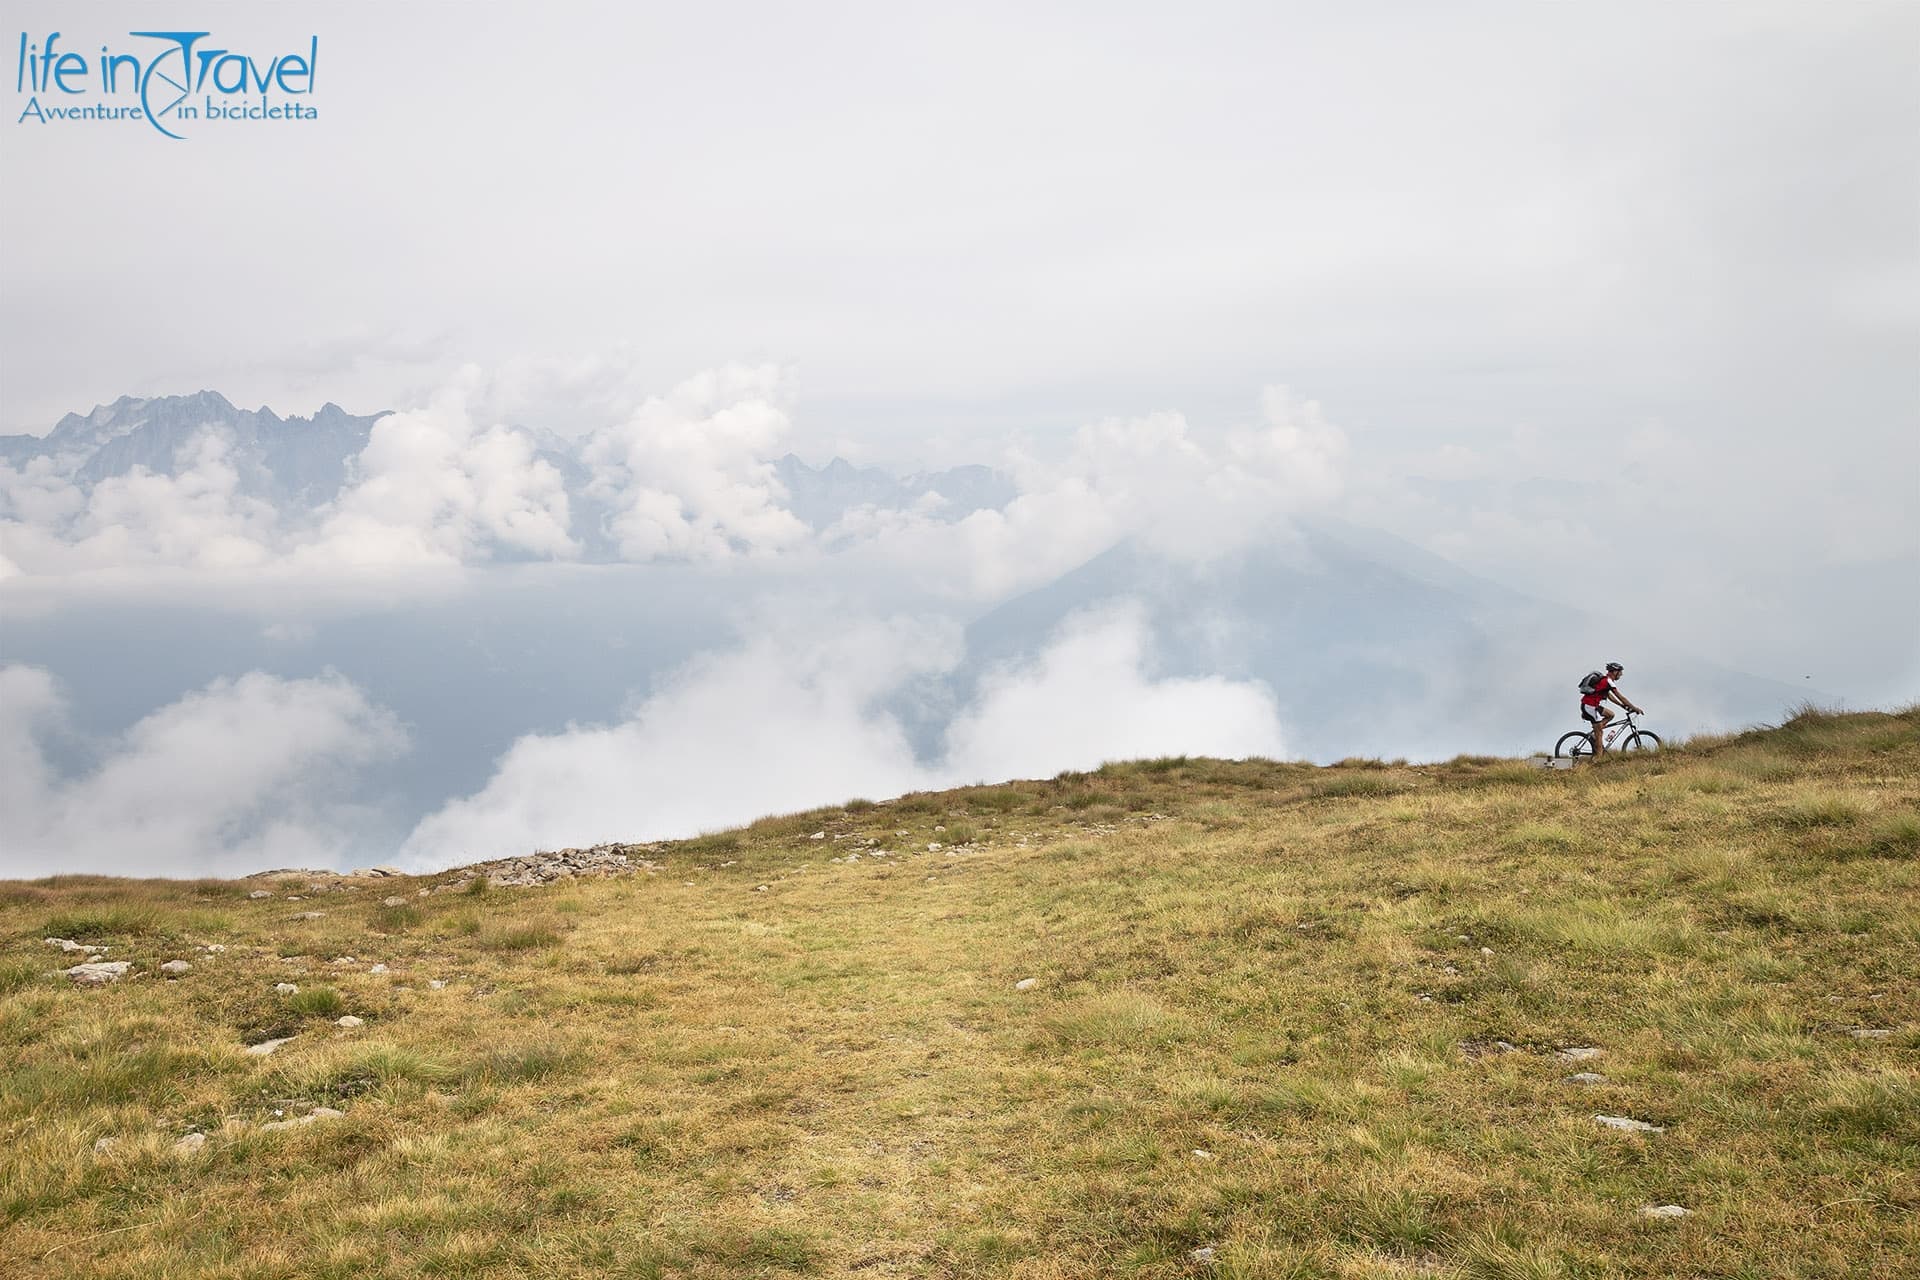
[1584,703,1611,755]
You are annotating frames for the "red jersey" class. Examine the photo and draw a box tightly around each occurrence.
[1581,676,1612,707]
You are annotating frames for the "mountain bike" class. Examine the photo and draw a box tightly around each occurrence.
[1555,710,1661,759]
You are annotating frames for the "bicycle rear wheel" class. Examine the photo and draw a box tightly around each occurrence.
[1555,731,1594,759]
[1619,730,1661,754]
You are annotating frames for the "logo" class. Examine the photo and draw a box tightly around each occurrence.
[15,31,319,139]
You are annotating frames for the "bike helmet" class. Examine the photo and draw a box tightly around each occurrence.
[1606,662,1624,674]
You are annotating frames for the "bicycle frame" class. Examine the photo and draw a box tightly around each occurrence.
[1588,712,1639,749]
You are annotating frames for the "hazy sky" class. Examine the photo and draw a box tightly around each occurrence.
[2,3,1915,876]
[3,3,1913,454]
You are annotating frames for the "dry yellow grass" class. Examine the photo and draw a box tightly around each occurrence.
[2,707,1916,1278]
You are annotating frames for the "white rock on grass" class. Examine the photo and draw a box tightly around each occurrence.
[93,1136,117,1154]
[275,983,299,994]
[335,1016,364,1028]
[249,890,273,899]
[45,937,105,954]
[1639,1204,1691,1219]
[381,896,409,908]
[427,979,448,990]
[172,1132,206,1155]
[1014,977,1040,991]
[245,1036,297,1056]
[1595,1114,1665,1133]
[1848,1028,1893,1040]
[1566,1072,1607,1085]
[1190,1149,1214,1161]
[1190,1246,1217,1263]
[64,961,132,985]
[292,911,327,921]
[809,831,826,840]
[368,963,389,975]
[160,960,192,976]
[260,1106,344,1133]
[1558,1046,1604,1062]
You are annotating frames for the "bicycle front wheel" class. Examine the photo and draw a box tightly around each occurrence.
[1555,731,1594,760]
[1619,730,1662,754]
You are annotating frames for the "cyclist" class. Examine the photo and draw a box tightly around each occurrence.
[1581,662,1644,756]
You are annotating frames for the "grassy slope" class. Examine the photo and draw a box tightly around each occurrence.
[1,708,1916,1280]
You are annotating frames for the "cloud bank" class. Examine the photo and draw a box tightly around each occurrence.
[0,604,1286,877]
[0,666,408,879]
[2,370,1355,610]
[401,604,1285,868]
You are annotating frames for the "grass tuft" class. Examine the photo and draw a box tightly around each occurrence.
[288,986,348,1017]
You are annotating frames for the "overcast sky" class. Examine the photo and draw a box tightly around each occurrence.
[2,3,1912,455]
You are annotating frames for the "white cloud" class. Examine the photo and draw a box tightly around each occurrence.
[0,666,409,878]
[580,364,811,561]
[945,604,1286,780]
[0,430,280,575]
[401,604,1283,867]
[297,369,577,567]
[824,386,1348,596]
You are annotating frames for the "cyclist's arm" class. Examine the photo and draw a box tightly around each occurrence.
[1610,688,1643,714]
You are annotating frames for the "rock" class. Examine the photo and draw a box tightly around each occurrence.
[1480,947,1496,956]
[249,890,273,899]
[416,888,431,897]
[1190,1149,1214,1160]
[260,1106,343,1133]
[1558,1046,1603,1062]
[93,1136,117,1154]
[755,884,769,892]
[1566,1072,1607,1085]
[1190,1246,1217,1264]
[330,956,357,967]
[927,842,943,852]
[368,963,389,975]
[381,896,409,908]
[172,1132,206,1155]
[200,944,227,953]
[292,911,327,920]
[245,1036,297,1056]
[428,979,447,990]
[1014,977,1040,991]
[46,937,105,954]
[335,1016,364,1028]
[64,961,132,985]
[809,831,826,840]
[275,982,299,994]
[160,960,193,976]
[1848,1028,1894,1040]
[1640,1204,1691,1219]
[1595,1114,1664,1133]
[372,866,401,876]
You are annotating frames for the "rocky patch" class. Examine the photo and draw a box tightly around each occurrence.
[438,843,663,889]
[64,961,132,985]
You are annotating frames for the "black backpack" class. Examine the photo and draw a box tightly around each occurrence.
[1578,671,1604,695]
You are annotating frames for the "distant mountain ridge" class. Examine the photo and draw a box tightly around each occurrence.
[0,392,391,511]
[1,391,1018,556]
